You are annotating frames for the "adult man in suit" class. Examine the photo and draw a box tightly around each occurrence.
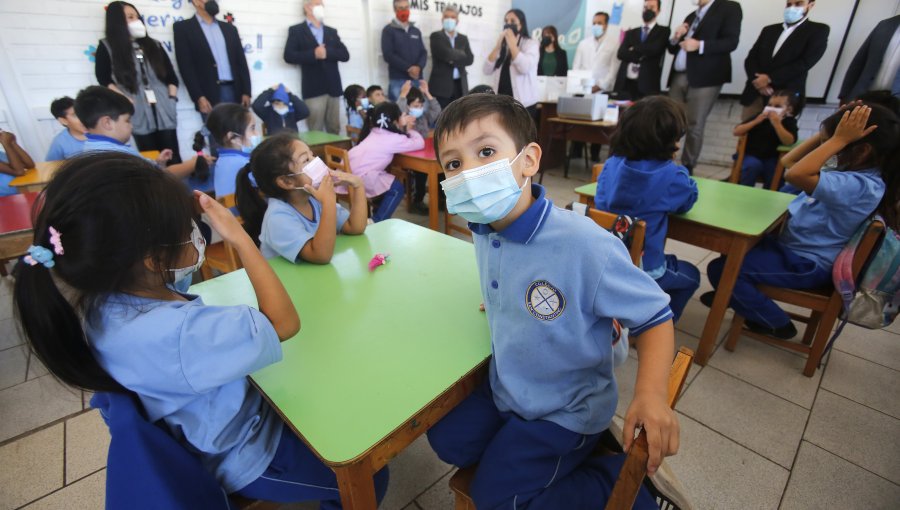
[173,0,252,115]
[668,0,742,173]
[614,0,671,100]
[284,0,351,134]
[382,0,428,101]
[429,5,474,109]
[740,0,829,120]
[839,15,900,103]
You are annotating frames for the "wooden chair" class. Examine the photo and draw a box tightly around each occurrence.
[587,208,646,267]
[729,136,797,191]
[324,144,352,174]
[345,125,361,145]
[448,347,695,510]
[199,194,243,281]
[724,219,885,376]
[592,163,604,182]
[727,135,748,185]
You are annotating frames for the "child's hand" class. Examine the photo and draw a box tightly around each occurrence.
[329,170,362,189]
[156,149,173,166]
[400,80,412,98]
[623,391,679,475]
[419,80,431,98]
[194,191,250,247]
[305,171,336,203]
[766,110,783,124]
[832,105,877,146]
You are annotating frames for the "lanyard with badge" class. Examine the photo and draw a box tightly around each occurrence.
[133,43,157,105]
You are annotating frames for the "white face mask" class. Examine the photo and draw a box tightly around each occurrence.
[273,105,290,116]
[289,156,330,190]
[312,4,325,22]
[763,106,786,116]
[167,220,206,285]
[128,20,147,39]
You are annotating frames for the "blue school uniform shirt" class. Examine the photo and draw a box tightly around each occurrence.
[82,133,144,158]
[348,109,364,130]
[0,149,16,196]
[213,149,250,197]
[86,293,284,493]
[594,156,698,278]
[259,196,350,261]
[779,167,885,269]
[45,129,86,160]
[470,184,673,435]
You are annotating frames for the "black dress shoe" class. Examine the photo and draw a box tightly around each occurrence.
[745,320,798,340]
[699,291,715,308]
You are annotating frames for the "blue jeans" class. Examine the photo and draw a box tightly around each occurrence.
[740,155,779,188]
[388,79,406,102]
[237,426,389,508]
[654,254,700,322]
[427,381,658,510]
[372,178,405,222]
[707,237,831,329]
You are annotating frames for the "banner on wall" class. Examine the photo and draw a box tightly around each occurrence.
[513,0,586,68]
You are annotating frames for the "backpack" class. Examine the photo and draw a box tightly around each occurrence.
[824,216,899,356]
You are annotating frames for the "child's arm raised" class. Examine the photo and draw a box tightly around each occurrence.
[330,170,368,235]
[299,176,339,264]
[733,111,766,137]
[781,131,821,170]
[625,320,679,475]
[769,112,797,146]
[785,105,877,194]
[196,191,300,341]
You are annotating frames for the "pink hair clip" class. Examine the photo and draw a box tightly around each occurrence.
[49,226,64,256]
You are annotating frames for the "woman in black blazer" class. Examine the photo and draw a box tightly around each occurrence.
[538,26,569,77]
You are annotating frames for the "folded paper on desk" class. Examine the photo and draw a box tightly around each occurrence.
[558,94,609,121]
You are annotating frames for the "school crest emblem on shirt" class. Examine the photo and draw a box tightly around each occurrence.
[525,280,566,321]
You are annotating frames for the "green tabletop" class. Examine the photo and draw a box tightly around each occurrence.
[299,130,351,146]
[575,177,796,236]
[190,219,490,464]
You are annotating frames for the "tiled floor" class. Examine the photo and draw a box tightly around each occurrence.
[2,162,899,509]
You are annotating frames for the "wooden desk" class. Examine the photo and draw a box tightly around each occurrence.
[299,131,353,159]
[10,151,161,193]
[391,138,456,234]
[576,178,795,365]
[537,101,564,171]
[545,117,617,178]
[190,220,491,509]
[0,192,40,274]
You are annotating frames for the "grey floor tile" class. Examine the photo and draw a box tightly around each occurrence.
[0,424,64,509]
[65,410,110,484]
[678,368,807,468]
[664,239,712,264]
[780,441,900,510]
[708,336,822,409]
[822,350,900,419]
[0,375,83,443]
[0,276,12,297]
[666,414,788,510]
[674,298,732,346]
[834,325,900,372]
[0,345,28,391]
[21,469,105,510]
[0,290,12,321]
[806,390,900,484]
[0,317,24,351]
[414,470,455,510]
[27,352,49,380]
[380,435,452,510]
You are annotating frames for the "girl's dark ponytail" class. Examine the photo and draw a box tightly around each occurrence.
[192,131,209,181]
[235,163,266,244]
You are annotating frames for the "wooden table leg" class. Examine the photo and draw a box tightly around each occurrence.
[696,236,750,366]
[335,458,378,510]
[428,168,440,231]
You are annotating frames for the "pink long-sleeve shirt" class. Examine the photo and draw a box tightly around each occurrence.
[347,128,425,197]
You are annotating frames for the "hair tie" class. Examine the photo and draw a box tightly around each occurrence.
[24,245,55,268]
[49,226,64,256]
[376,113,390,129]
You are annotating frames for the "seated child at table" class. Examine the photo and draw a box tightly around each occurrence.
[366,84,386,107]
[0,130,35,196]
[703,103,900,339]
[343,84,368,130]
[75,86,202,178]
[397,80,443,214]
[732,90,801,189]
[347,102,424,222]
[426,93,677,509]
[199,103,258,197]
[594,96,699,322]
[236,133,368,263]
[251,83,310,135]
[13,152,388,506]
[46,96,87,160]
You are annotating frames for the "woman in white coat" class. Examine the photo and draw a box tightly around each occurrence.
[483,9,540,116]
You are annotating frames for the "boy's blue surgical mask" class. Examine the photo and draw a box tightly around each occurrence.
[241,134,261,154]
[592,24,605,38]
[441,149,529,224]
[409,107,425,119]
[783,6,805,24]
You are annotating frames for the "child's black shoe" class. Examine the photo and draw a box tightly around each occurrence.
[745,320,798,340]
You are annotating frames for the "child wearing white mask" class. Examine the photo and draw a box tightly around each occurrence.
[252,83,311,135]
[733,89,802,188]
[236,133,368,263]
[397,80,443,213]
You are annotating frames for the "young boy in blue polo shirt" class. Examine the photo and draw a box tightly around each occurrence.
[46,97,86,160]
[427,94,679,508]
[75,86,202,178]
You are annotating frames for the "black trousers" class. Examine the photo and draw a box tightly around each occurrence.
[133,129,182,164]
[436,79,465,109]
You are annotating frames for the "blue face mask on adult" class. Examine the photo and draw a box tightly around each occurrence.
[783,6,805,25]
[592,24,605,38]
[441,150,529,224]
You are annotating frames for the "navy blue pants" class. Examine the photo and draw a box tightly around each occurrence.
[707,237,831,329]
[372,178,405,222]
[654,254,700,322]
[740,155,780,189]
[427,381,657,510]
[237,426,389,509]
